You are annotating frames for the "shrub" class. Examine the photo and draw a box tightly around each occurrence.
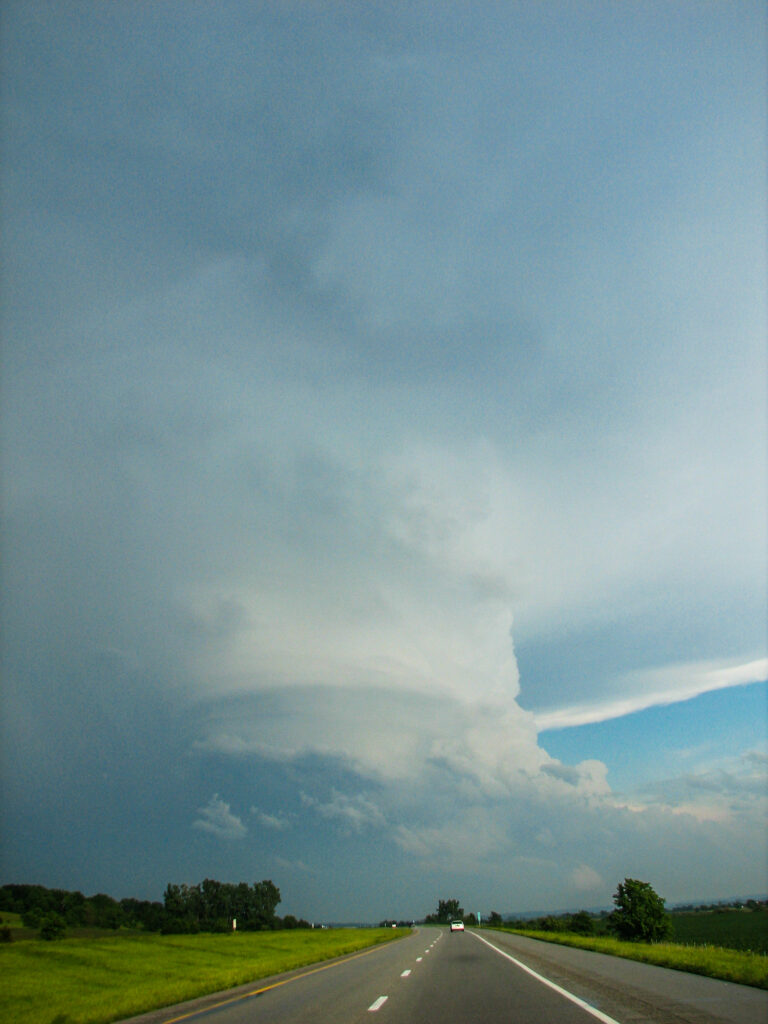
[39,914,66,941]
[568,911,594,935]
[21,908,41,929]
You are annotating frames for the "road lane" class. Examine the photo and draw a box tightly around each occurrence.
[470,931,620,1023]
[470,929,768,1024]
[378,926,612,1024]
[120,926,768,1024]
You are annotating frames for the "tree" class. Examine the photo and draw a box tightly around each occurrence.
[201,878,227,928]
[433,899,463,923]
[488,911,503,927]
[87,892,123,929]
[120,897,166,931]
[251,880,281,929]
[567,911,594,935]
[163,883,184,918]
[608,878,672,942]
[39,913,66,940]
[161,878,282,933]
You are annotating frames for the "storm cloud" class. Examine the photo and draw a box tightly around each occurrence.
[1,1,765,920]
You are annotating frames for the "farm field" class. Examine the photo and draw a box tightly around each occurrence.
[670,910,768,954]
[0,927,405,1024]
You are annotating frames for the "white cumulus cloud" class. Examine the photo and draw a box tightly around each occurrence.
[252,808,292,831]
[571,865,604,893]
[193,794,247,840]
[301,790,386,834]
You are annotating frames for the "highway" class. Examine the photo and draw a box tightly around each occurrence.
[123,927,768,1024]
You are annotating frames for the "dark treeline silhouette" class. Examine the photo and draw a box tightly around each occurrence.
[424,898,464,923]
[0,880,311,936]
[0,883,163,931]
[163,878,293,933]
[502,909,597,935]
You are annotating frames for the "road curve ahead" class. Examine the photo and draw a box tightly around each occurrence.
[121,926,768,1024]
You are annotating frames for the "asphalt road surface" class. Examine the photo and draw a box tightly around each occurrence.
[122,927,768,1024]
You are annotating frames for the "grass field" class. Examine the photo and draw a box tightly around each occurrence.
[499,927,768,989]
[1,927,405,1024]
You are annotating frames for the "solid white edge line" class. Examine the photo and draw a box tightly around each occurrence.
[368,995,388,1012]
[470,932,623,1024]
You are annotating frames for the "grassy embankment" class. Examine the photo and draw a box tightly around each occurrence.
[495,920,768,990]
[0,925,405,1024]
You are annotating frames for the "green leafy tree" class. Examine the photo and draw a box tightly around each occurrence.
[120,897,166,931]
[539,915,568,932]
[487,911,503,926]
[162,878,282,933]
[21,907,42,928]
[608,878,672,942]
[163,884,184,917]
[434,899,463,922]
[232,882,252,928]
[39,913,66,940]
[88,892,123,929]
[567,911,594,935]
[251,879,281,928]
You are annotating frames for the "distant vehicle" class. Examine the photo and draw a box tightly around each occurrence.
[450,920,465,932]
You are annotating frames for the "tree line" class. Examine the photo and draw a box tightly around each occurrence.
[502,909,598,935]
[162,878,295,933]
[431,878,675,943]
[424,898,465,923]
[0,879,312,939]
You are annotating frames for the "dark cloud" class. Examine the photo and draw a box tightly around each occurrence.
[2,0,765,918]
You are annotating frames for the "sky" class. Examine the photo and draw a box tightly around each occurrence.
[1,1,766,924]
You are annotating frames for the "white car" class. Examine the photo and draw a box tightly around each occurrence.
[450,920,465,932]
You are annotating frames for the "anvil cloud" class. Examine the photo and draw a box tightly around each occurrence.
[1,1,766,921]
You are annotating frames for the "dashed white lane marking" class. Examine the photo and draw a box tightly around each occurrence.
[470,932,622,1024]
[401,969,412,977]
[416,956,423,962]
[368,996,388,1012]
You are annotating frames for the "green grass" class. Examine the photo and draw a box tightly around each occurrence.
[496,927,768,989]
[1,927,406,1024]
[0,911,38,941]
